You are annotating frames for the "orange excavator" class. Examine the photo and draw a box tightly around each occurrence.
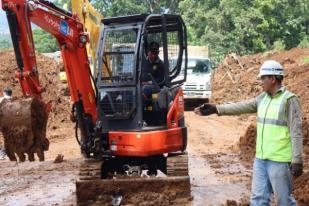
[1,0,190,204]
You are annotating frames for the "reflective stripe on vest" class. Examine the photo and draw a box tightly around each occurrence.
[256,88,295,162]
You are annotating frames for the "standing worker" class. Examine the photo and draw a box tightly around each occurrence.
[0,87,12,103]
[195,60,303,205]
[0,87,13,160]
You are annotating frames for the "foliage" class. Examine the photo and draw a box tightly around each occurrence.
[54,0,72,11]
[33,29,58,53]
[273,39,285,51]
[0,38,12,50]
[299,35,309,48]
[33,0,308,61]
[91,0,182,17]
[179,0,308,61]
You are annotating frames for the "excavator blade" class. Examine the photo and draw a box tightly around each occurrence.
[76,153,191,206]
[0,97,49,161]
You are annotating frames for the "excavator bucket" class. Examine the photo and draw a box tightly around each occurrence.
[0,97,49,161]
[76,153,191,206]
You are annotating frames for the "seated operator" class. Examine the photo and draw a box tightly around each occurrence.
[141,41,165,99]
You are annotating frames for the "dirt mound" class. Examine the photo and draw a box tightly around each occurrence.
[238,123,256,167]
[0,50,71,134]
[294,172,309,204]
[211,48,309,107]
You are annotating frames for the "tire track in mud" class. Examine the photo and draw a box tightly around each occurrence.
[186,112,252,205]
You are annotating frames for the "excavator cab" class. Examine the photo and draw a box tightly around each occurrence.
[96,14,187,131]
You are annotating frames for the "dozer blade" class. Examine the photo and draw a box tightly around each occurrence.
[76,154,191,206]
[0,97,49,162]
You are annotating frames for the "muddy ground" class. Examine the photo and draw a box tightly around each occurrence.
[0,113,252,206]
[0,48,308,205]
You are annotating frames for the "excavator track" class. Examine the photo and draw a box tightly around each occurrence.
[167,152,189,177]
[76,159,103,206]
[76,154,191,206]
[78,159,102,181]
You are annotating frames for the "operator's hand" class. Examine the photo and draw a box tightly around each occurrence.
[194,103,218,116]
[290,163,303,177]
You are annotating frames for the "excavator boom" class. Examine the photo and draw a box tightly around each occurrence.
[0,0,97,161]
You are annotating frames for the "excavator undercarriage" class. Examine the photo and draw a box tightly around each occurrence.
[76,153,190,205]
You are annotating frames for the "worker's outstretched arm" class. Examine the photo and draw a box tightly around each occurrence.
[195,93,267,116]
[216,98,257,115]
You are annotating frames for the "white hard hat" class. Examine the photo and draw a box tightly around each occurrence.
[258,60,284,77]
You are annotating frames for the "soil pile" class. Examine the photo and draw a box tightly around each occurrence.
[294,172,309,204]
[0,50,72,159]
[238,123,256,167]
[0,50,71,132]
[211,48,309,109]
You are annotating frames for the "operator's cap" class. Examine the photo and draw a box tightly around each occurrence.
[148,41,160,52]
[258,60,284,77]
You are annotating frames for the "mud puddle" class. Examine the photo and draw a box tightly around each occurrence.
[189,154,250,205]
[0,160,80,206]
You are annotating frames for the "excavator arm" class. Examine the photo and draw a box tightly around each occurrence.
[1,0,98,159]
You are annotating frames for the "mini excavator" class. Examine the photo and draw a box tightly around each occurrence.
[1,0,190,204]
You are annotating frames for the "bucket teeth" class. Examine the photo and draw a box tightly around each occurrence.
[0,98,49,162]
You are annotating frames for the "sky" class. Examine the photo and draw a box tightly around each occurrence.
[0,9,9,33]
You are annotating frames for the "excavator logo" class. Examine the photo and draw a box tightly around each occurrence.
[60,20,70,36]
[43,14,73,37]
[44,14,57,28]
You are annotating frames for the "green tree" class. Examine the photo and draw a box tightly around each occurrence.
[33,29,58,53]
[92,0,182,17]
[0,38,12,50]
[54,0,72,11]
[38,0,309,62]
[179,0,308,62]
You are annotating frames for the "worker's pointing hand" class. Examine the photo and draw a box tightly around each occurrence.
[194,106,203,116]
[194,103,218,116]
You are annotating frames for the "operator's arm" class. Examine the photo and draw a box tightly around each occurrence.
[287,97,303,164]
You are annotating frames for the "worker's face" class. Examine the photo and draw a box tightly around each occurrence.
[148,50,159,63]
[261,75,276,92]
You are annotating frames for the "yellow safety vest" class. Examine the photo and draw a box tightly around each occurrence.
[256,88,296,162]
